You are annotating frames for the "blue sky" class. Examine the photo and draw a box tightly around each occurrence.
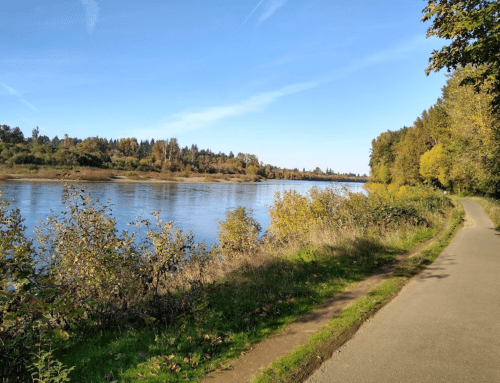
[1,0,448,175]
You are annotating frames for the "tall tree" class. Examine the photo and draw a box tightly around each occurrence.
[423,0,500,107]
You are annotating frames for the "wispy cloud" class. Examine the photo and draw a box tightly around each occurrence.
[356,35,431,67]
[159,81,318,134]
[259,0,289,22]
[244,0,265,24]
[316,34,437,82]
[244,0,289,24]
[0,82,37,111]
[81,0,99,34]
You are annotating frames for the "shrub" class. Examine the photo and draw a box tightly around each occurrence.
[217,207,261,254]
[36,186,141,329]
[0,193,66,382]
[268,190,315,242]
[268,185,450,243]
[268,188,341,242]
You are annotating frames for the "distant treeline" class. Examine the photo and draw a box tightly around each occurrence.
[0,126,366,182]
[370,66,500,197]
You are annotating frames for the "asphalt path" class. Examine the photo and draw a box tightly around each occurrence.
[306,200,500,382]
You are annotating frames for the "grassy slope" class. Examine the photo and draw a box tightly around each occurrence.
[252,202,464,383]
[58,207,453,382]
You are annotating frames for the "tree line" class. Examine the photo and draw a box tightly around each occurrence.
[0,125,366,181]
[369,66,500,196]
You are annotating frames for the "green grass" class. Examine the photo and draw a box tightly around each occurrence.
[52,190,454,383]
[56,223,440,382]
[252,204,464,383]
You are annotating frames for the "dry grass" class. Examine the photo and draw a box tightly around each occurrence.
[154,172,177,181]
[73,169,115,181]
[470,196,500,230]
[307,226,358,250]
[211,173,231,181]
[0,165,265,184]
[35,169,62,179]
[203,175,218,182]
[0,173,10,181]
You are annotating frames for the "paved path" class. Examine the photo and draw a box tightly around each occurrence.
[306,200,500,382]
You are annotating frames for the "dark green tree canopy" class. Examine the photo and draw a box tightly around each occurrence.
[423,0,500,106]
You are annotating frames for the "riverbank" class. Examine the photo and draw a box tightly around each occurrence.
[54,186,450,382]
[0,165,368,184]
[1,184,448,382]
[0,167,263,183]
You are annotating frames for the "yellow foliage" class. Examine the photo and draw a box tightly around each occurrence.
[419,144,449,187]
[364,182,387,194]
[387,183,399,194]
[217,207,261,254]
[268,188,340,241]
[268,190,315,241]
[396,185,411,197]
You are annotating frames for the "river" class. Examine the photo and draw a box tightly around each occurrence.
[0,180,366,245]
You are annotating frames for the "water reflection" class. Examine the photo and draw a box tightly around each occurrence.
[0,180,365,245]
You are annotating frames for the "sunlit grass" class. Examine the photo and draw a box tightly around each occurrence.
[252,204,464,383]
[58,223,439,382]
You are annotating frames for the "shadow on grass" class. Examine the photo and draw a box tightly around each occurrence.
[60,238,406,382]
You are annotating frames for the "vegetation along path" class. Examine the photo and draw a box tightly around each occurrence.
[306,200,500,382]
[205,203,459,383]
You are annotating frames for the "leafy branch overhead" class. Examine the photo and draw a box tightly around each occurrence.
[423,0,500,106]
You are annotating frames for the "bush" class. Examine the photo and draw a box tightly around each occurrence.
[0,193,65,382]
[36,186,141,329]
[217,207,261,254]
[36,185,212,327]
[268,188,341,242]
[0,184,215,380]
[268,185,451,243]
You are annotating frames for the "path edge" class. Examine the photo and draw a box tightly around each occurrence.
[251,200,465,383]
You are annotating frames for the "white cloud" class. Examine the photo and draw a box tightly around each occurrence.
[357,35,440,70]
[315,34,438,82]
[81,0,99,34]
[244,0,289,24]
[259,0,289,22]
[0,81,37,111]
[158,81,319,134]
[244,0,265,24]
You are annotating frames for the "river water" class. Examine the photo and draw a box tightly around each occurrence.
[0,180,365,245]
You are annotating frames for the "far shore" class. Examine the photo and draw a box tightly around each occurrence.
[0,175,258,184]
[0,167,368,184]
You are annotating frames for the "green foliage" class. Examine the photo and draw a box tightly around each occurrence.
[0,193,64,382]
[268,190,316,242]
[369,128,408,183]
[423,0,500,109]
[30,348,74,383]
[1,185,213,381]
[217,207,261,254]
[36,186,140,328]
